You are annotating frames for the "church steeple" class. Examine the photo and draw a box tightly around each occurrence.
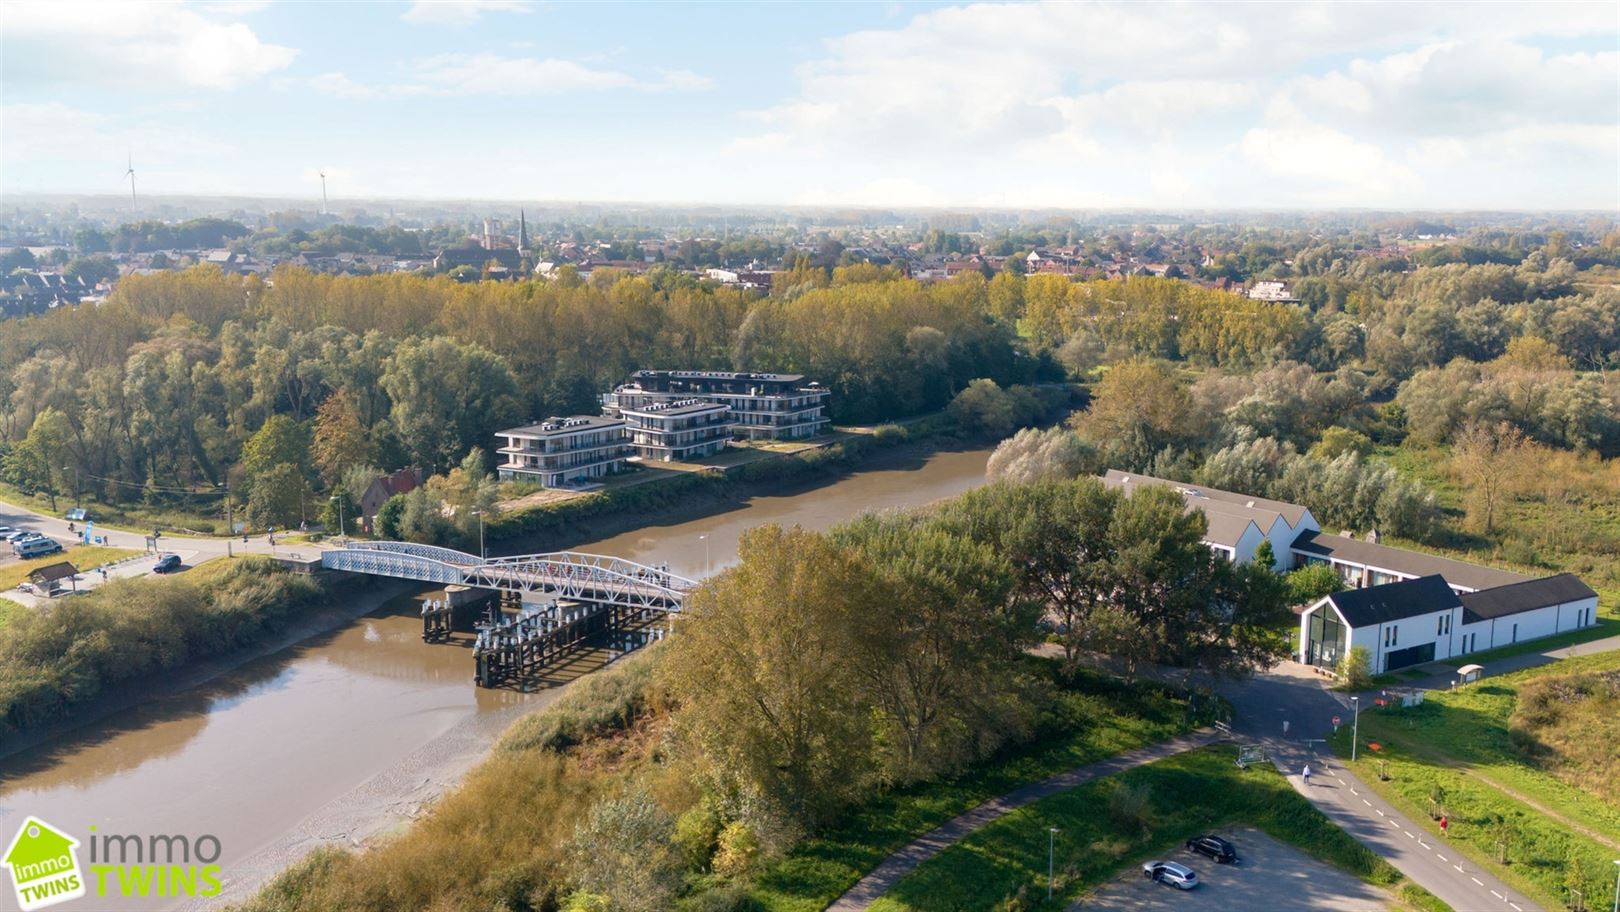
[518,209,529,256]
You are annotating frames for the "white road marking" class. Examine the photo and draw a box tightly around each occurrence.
[1491,890,1503,899]
[1376,809,1385,816]
[1437,854,1447,862]
[1362,798,1372,806]
[1471,877,1484,886]
[1403,830,1414,838]
[1349,788,1357,794]
[1510,903,1523,911]
[1455,865,1466,873]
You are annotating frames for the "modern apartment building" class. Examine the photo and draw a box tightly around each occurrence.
[620,398,735,461]
[602,370,830,441]
[496,416,630,487]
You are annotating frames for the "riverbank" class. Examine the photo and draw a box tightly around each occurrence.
[494,428,984,556]
[0,570,409,768]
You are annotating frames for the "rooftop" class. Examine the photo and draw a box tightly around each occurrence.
[1102,469,1313,527]
[1326,575,1462,628]
[1459,573,1598,624]
[502,415,625,437]
[1291,530,1533,592]
[620,398,730,417]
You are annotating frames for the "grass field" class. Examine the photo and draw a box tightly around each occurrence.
[1330,650,1620,910]
[0,597,22,627]
[866,746,1442,912]
[0,544,142,591]
[747,667,1221,912]
[0,483,233,537]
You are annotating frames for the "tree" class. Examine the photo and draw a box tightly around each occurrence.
[986,426,1099,484]
[311,389,369,488]
[241,415,311,490]
[948,379,1018,438]
[832,512,1037,784]
[245,463,311,529]
[376,493,408,540]
[1450,420,1529,534]
[379,337,521,473]
[1339,645,1372,690]
[1073,359,1199,469]
[1309,426,1373,460]
[321,485,359,536]
[659,525,877,826]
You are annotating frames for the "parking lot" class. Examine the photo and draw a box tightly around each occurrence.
[1075,827,1392,912]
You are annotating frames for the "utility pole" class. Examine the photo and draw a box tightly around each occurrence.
[698,534,710,576]
[472,509,485,559]
[330,494,345,544]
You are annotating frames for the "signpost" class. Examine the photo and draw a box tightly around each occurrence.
[1332,715,1341,733]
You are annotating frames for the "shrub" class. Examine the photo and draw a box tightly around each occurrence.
[711,821,761,879]
[497,645,660,753]
[1339,645,1373,691]
[673,800,724,872]
[676,883,764,912]
[1106,782,1153,835]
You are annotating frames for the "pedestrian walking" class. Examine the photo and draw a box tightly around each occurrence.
[1302,763,1312,785]
[1439,815,1449,837]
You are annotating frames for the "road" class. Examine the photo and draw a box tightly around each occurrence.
[1219,663,1543,912]
[0,498,323,560]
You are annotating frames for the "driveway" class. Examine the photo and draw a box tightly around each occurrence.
[1075,827,1391,912]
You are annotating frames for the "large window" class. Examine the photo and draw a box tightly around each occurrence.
[1306,608,1347,669]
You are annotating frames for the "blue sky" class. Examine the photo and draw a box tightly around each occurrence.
[2,0,1616,210]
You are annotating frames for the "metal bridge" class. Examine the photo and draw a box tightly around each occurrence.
[320,541,695,612]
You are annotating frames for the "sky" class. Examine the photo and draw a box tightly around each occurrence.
[1,0,1617,211]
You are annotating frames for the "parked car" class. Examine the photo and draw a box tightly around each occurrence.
[0,526,14,537]
[1185,834,1239,864]
[1142,861,1199,890]
[153,554,182,574]
[5,529,37,544]
[14,537,63,559]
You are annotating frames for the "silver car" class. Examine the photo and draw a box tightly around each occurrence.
[1142,860,1199,889]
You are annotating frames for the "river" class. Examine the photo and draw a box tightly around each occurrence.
[0,443,992,910]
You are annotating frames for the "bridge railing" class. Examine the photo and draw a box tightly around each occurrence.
[344,540,484,566]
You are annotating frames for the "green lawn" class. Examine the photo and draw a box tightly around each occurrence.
[0,545,143,591]
[1330,650,1620,910]
[867,746,1440,912]
[0,597,23,627]
[0,484,233,537]
[747,665,1222,912]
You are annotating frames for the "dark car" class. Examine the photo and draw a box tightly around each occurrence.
[1185,834,1239,864]
[153,554,182,574]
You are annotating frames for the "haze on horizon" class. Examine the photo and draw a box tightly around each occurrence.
[2,0,1617,212]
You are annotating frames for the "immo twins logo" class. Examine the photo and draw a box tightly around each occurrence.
[3,817,224,910]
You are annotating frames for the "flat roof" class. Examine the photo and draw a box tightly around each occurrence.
[1460,573,1598,623]
[621,399,729,417]
[502,416,624,436]
[633,369,808,383]
[1292,530,1532,592]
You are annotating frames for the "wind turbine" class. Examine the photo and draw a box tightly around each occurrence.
[319,171,328,215]
[125,153,137,213]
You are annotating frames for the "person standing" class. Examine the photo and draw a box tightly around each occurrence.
[1439,815,1449,837]
[1302,763,1312,785]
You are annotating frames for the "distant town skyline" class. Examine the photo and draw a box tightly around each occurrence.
[3,0,1616,211]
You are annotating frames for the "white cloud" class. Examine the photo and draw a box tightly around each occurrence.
[736,0,1617,207]
[2,0,295,90]
[401,1,530,27]
[308,55,712,98]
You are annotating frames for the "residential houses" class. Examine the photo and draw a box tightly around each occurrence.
[357,466,424,533]
[603,370,830,441]
[620,398,735,462]
[1099,469,1601,674]
[496,416,631,487]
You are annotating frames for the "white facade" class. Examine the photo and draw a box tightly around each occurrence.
[497,417,630,488]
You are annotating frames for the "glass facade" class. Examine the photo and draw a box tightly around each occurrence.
[1305,607,1347,669]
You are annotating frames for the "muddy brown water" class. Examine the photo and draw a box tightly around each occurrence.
[0,444,992,909]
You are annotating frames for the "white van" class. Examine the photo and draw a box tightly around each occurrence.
[14,536,63,559]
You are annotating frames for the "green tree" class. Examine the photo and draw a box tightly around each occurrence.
[245,463,311,529]
[660,525,877,826]
[380,337,521,473]
[376,493,407,540]
[241,415,311,490]
[321,485,359,537]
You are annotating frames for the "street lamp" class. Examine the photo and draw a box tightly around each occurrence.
[1610,858,1618,912]
[1048,827,1060,901]
[471,510,485,559]
[1350,696,1360,762]
[698,534,710,577]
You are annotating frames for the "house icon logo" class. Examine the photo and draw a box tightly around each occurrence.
[3,817,86,910]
